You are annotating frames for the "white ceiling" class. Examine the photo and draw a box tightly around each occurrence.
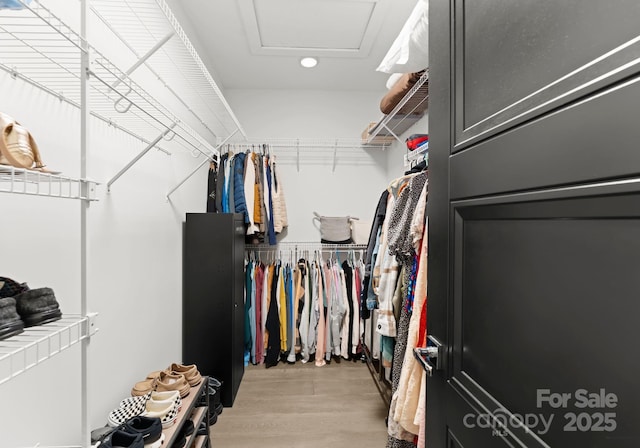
[165,0,417,91]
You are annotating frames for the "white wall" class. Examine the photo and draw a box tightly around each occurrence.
[0,60,207,448]
[225,89,397,241]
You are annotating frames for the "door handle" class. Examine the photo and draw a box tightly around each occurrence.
[413,335,443,376]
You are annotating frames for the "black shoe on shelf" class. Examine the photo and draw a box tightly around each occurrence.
[99,430,144,448]
[0,297,24,341]
[90,425,116,445]
[121,416,163,445]
[13,287,62,327]
[208,411,218,426]
[196,422,208,437]
[171,431,186,448]
[181,419,195,437]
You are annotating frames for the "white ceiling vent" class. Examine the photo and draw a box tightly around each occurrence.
[238,0,389,57]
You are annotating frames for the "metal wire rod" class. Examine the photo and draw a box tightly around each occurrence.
[111,31,174,90]
[107,123,177,191]
[166,128,239,199]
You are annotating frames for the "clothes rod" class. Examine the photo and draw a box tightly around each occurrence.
[246,243,367,251]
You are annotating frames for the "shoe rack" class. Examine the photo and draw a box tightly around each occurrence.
[163,376,211,448]
[0,0,244,446]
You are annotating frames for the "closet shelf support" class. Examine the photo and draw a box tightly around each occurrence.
[381,122,403,145]
[166,128,239,200]
[107,123,177,192]
[111,31,175,90]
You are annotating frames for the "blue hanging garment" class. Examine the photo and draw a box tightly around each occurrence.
[0,0,32,10]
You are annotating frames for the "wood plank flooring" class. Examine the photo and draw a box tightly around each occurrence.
[209,359,389,447]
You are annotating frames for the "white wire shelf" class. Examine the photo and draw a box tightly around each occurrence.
[226,138,390,170]
[364,71,429,145]
[88,51,217,159]
[0,314,97,386]
[240,138,389,149]
[0,0,85,103]
[0,0,223,160]
[0,166,98,200]
[89,0,245,142]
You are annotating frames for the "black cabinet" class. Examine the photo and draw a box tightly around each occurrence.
[183,213,245,407]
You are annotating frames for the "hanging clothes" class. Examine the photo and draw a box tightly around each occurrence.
[206,160,218,212]
[244,152,259,235]
[245,260,254,365]
[361,190,390,319]
[298,259,311,362]
[265,158,277,245]
[245,249,365,368]
[265,263,280,368]
[271,155,288,233]
[208,145,288,246]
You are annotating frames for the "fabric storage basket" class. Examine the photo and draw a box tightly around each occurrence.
[313,212,358,244]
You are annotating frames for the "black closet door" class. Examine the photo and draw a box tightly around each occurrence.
[428,1,640,447]
[231,215,246,407]
[183,213,245,407]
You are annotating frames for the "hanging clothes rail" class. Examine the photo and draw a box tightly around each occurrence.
[239,138,388,149]
[229,139,387,172]
[246,242,367,257]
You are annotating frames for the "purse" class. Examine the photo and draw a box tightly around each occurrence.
[0,112,48,172]
[313,212,359,244]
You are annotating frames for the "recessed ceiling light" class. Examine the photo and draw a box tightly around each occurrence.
[300,57,318,68]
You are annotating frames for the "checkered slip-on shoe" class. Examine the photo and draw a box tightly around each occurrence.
[107,393,150,427]
[121,390,182,412]
[0,297,24,341]
[143,399,179,429]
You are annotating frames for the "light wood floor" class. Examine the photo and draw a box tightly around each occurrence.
[209,359,389,447]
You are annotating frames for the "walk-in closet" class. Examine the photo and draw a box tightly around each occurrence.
[2,0,639,447]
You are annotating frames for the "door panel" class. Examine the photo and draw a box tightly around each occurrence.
[454,0,640,148]
[451,75,640,200]
[452,189,640,447]
[428,0,640,447]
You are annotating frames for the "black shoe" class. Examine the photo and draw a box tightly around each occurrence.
[171,430,186,448]
[0,297,24,340]
[196,422,208,437]
[171,419,194,448]
[208,410,218,426]
[0,277,29,299]
[14,287,62,327]
[100,430,144,448]
[180,420,195,437]
[90,425,116,445]
[122,416,163,445]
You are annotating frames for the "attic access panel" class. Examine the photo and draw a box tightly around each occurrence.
[238,0,389,57]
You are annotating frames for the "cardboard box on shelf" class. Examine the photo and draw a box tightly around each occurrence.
[361,122,395,145]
